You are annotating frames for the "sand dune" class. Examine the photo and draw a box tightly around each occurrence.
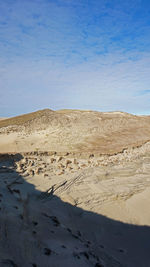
[0,109,150,266]
[0,108,150,154]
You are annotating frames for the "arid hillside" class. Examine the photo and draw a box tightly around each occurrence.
[0,109,150,154]
[1,109,150,266]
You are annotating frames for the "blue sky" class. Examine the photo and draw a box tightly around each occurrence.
[0,0,150,116]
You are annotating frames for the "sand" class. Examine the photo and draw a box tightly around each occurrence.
[0,109,150,266]
[0,109,150,154]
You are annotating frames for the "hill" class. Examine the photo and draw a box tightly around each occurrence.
[1,109,150,266]
[0,108,150,154]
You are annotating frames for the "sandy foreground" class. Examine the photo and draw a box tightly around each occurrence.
[0,109,150,266]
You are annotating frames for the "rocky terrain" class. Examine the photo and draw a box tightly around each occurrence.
[0,109,150,266]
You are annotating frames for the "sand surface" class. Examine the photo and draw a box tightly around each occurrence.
[0,109,150,266]
[0,109,150,154]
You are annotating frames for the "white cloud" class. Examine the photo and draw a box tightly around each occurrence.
[0,50,150,116]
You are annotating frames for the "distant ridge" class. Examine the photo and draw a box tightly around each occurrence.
[0,109,54,128]
[0,108,138,132]
[0,108,132,128]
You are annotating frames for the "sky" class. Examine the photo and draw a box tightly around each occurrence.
[0,0,150,117]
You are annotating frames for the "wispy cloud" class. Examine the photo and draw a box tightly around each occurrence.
[0,0,150,116]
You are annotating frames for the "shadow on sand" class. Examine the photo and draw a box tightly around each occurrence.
[0,153,150,267]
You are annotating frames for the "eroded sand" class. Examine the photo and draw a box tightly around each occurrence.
[0,109,150,266]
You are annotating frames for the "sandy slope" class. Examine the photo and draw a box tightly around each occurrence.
[0,109,150,266]
[0,109,150,154]
[0,146,150,266]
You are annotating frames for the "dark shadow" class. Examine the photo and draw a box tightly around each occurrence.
[0,153,150,267]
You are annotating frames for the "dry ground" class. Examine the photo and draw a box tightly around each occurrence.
[0,109,150,266]
[0,109,150,154]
